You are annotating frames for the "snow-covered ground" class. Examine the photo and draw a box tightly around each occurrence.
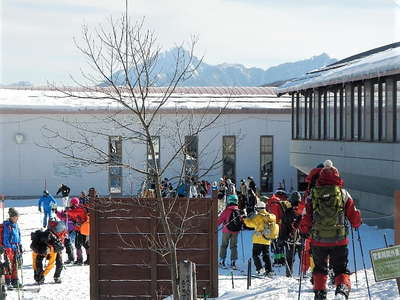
[217,226,400,299]
[4,200,89,300]
[3,201,400,299]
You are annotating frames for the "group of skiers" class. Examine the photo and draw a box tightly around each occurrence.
[217,160,362,300]
[0,183,91,294]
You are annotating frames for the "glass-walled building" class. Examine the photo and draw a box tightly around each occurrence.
[278,42,400,228]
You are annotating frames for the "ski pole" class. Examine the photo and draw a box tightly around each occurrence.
[297,238,305,300]
[384,233,389,247]
[351,227,358,288]
[16,257,21,300]
[240,230,245,264]
[356,228,371,300]
[247,258,251,289]
[231,271,234,289]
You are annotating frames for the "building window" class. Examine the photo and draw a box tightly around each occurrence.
[109,136,122,194]
[184,135,198,181]
[297,170,307,192]
[308,91,314,139]
[298,93,305,139]
[339,87,344,140]
[260,136,273,193]
[222,136,236,182]
[385,78,396,142]
[292,94,296,139]
[373,82,379,141]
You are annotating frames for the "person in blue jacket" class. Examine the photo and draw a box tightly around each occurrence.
[3,207,23,289]
[38,190,57,227]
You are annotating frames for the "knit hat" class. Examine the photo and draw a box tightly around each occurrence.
[8,207,19,218]
[227,194,238,205]
[318,160,344,187]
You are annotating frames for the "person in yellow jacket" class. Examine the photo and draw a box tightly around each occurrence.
[243,201,279,276]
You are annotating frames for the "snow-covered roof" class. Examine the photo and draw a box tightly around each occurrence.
[0,86,291,114]
[278,42,400,94]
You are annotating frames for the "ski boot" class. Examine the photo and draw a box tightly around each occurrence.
[74,258,83,265]
[64,259,73,264]
[84,254,90,265]
[256,267,265,275]
[11,279,23,289]
[314,290,327,300]
[230,260,237,270]
[219,259,226,268]
[335,284,350,300]
[54,277,62,284]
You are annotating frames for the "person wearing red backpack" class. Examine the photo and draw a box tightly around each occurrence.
[66,197,89,265]
[300,160,361,300]
[3,208,22,290]
[217,194,241,269]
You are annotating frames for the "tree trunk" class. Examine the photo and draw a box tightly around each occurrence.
[154,173,180,299]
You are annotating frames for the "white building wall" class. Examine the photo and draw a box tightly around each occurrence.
[0,112,296,197]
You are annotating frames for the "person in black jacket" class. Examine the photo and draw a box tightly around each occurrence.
[56,184,71,208]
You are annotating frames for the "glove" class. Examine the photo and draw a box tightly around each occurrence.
[300,232,309,239]
[15,252,23,268]
[38,207,42,213]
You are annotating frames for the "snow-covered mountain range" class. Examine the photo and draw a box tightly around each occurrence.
[104,48,336,87]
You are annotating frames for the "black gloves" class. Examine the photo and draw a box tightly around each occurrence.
[300,232,309,239]
[38,207,42,213]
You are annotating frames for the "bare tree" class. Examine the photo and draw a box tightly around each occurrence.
[41,5,230,299]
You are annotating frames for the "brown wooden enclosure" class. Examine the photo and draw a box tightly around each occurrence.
[89,191,218,300]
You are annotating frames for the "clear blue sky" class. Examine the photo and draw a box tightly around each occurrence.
[1,0,399,85]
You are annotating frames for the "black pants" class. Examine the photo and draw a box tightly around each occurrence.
[64,237,74,261]
[75,232,89,250]
[34,252,63,281]
[252,244,272,273]
[311,245,350,277]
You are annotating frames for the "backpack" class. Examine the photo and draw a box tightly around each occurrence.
[262,218,279,240]
[30,230,49,255]
[311,185,347,242]
[278,201,296,240]
[226,209,242,232]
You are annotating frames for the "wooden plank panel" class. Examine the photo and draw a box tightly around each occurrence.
[99,233,209,249]
[99,249,151,264]
[99,281,151,296]
[157,250,210,264]
[99,296,152,300]
[157,265,210,281]
[99,218,152,234]
[99,265,151,280]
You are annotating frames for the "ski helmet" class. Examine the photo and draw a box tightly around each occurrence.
[227,194,238,205]
[70,197,80,207]
[43,190,49,196]
[54,221,66,233]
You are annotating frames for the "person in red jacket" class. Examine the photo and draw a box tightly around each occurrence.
[300,160,361,300]
[66,197,89,265]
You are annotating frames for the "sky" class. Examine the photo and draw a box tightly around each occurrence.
[1,0,399,86]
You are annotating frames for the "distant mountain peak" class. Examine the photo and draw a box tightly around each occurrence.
[101,50,337,87]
